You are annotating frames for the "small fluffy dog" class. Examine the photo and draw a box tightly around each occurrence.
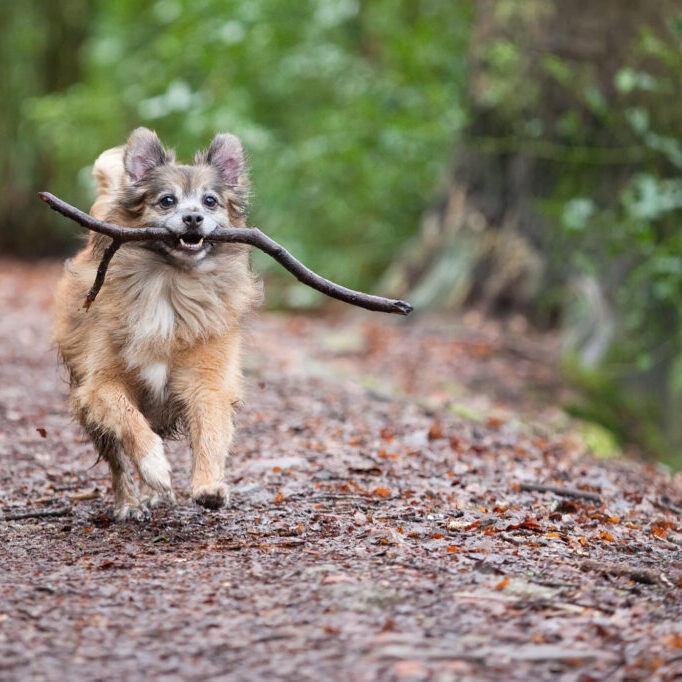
[53,128,261,520]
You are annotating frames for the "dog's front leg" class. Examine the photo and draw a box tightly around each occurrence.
[174,331,243,510]
[74,378,173,506]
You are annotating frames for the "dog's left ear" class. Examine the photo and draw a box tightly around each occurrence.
[124,127,173,185]
[200,133,247,188]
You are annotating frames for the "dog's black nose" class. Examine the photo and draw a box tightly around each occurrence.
[182,213,204,229]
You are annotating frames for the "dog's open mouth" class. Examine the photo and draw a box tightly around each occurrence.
[177,234,204,251]
[153,231,213,263]
[170,233,209,259]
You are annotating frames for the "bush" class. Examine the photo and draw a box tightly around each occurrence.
[2,0,472,297]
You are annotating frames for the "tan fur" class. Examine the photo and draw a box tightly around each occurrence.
[53,130,261,521]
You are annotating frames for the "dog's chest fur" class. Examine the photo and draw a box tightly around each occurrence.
[104,247,253,405]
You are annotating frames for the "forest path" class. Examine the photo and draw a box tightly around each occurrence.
[1,261,681,681]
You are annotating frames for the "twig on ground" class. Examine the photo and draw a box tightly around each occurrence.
[39,191,413,316]
[71,489,101,502]
[652,496,682,515]
[3,508,72,521]
[500,532,527,546]
[581,558,671,586]
[519,482,602,503]
[307,494,395,504]
[652,533,682,548]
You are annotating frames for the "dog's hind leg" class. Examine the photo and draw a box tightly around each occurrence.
[139,481,176,509]
[91,431,149,521]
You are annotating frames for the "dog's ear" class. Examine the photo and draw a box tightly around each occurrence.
[200,133,247,188]
[123,127,172,185]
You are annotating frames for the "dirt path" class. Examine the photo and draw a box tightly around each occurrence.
[1,261,681,681]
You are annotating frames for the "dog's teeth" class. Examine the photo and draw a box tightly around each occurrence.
[179,237,204,250]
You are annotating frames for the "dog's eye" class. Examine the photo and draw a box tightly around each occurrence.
[159,195,176,208]
[203,195,218,208]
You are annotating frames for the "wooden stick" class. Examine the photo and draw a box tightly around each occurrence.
[519,482,602,503]
[39,192,413,316]
[3,508,72,521]
[84,238,121,310]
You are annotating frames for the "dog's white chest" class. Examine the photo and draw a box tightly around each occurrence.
[139,362,168,401]
[119,284,175,400]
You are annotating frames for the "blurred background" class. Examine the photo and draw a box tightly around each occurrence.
[2,0,682,467]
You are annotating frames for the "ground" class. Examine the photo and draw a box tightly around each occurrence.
[1,261,681,682]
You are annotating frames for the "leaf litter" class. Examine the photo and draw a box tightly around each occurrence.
[0,262,681,681]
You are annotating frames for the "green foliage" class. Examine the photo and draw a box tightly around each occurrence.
[0,0,93,254]
[467,4,682,465]
[2,0,472,294]
[553,18,682,465]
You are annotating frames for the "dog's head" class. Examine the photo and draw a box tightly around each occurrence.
[107,127,249,266]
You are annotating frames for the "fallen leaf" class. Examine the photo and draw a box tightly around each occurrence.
[428,423,444,440]
[393,660,427,677]
[663,633,682,649]
[378,450,401,460]
[322,574,352,585]
[486,416,504,429]
[353,511,366,525]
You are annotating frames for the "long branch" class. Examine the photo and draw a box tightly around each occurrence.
[39,192,413,315]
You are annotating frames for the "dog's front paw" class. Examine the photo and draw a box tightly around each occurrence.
[140,483,176,509]
[114,502,151,523]
[192,482,229,510]
[138,436,173,494]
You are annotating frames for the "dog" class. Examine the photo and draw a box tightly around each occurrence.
[53,127,262,521]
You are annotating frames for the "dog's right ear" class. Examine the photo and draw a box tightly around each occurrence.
[123,127,172,185]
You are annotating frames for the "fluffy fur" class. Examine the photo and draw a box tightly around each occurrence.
[53,128,262,521]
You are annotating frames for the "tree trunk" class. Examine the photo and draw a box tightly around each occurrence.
[382,0,673,321]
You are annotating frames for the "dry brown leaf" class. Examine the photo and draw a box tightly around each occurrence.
[428,423,444,440]
[662,633,682,649]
